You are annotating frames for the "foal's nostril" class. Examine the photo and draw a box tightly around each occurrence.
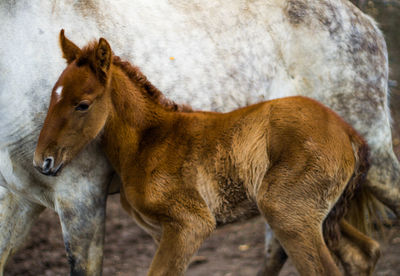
[42,157,54,174]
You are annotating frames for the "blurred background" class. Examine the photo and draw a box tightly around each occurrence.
[5,1,400,275]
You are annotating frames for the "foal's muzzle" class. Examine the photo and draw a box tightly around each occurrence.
[33,156,64,176]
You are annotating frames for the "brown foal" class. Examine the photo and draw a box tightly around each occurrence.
[34,31,380,276]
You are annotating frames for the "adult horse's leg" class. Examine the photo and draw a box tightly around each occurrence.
[55,174,112,276]
[257,224,287,276]
[0,186,44,275]
[55,190,108,276]
[53,144,113,276]
[366,148,400,218]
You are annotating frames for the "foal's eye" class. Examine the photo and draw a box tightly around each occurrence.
[75,101,90,111]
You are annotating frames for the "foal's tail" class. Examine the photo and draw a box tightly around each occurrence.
[345,135,387,235]
[323,132,383,248]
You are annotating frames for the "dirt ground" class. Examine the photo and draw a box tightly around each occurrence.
[3,192,400,276]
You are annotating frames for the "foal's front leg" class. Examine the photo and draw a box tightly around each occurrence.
[144,192,215,276]
[147,222,210,275]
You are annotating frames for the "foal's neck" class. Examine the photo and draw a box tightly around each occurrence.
[111,66,170,128]
[101,64,175,173]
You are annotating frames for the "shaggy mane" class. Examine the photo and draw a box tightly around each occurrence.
[76,41,193,113]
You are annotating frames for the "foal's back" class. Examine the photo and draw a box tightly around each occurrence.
[174,96,363,225]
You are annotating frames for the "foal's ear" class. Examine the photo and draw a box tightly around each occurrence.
[95,38,112,79]
[59,29,81,64]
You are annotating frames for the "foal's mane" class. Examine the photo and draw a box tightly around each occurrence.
[77,41,193,113]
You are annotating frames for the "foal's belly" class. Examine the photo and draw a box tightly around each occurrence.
[197,172,260,225]
[214,197,260,226]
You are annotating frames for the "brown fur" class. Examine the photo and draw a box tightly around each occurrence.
[324,129,370,249]
[34,31,381,276]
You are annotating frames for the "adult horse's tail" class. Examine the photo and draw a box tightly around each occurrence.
[345,132,388,235]
[345,135,388,235]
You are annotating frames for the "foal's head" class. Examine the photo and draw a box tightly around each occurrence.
[34,30,113,175]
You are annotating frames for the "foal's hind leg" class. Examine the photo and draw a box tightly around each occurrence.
[259,206,339,275]
[258,220,380,276]
[0,186,44,275]
[257,171,342,276]
[333,220,380,276]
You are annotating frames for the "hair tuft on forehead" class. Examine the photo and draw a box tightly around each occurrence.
[76,41,98,69]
